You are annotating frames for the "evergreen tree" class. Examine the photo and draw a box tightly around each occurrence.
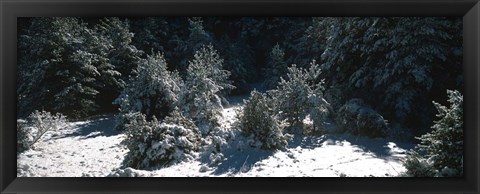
[17,17,142,118]
[130,17,170,54]
[114,52,182,130]
[94,18,144,110]
[18,18,104,118]
[317,17,463,135]
[263,44,288,89]
[404,90,463,177]
[171,17,213,75]
[236,90,290,150]
[218,36,256,94]
[284,17,323,66]
[269,61,328,133]
[177,44,234,136]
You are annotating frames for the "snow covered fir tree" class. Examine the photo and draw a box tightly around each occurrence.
[17,17,464,177]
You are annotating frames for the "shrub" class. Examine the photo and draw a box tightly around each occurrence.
[402,151,436,177]
[17,121,30,153]
[122,112,201,169]
[404,90,463,177]
[18,110,68,152]
[30,110,67,144]
[308,91,334,133]
[235,90,291,150]
[200,126,236,165]
[336,99,388,138]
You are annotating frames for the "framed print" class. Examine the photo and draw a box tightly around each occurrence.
[1,0,479,193]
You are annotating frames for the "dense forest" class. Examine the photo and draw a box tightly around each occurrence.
[17,17,463,177]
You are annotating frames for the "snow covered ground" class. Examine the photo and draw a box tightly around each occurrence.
[17,96,414,177]
[17,115,127,177]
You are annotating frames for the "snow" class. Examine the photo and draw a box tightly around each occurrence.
[17,115,127,177]
[17,98,414,177]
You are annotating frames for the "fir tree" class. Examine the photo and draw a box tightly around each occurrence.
[130,17,170,54]
[263,43,288,89]
[218,35,256,94]
[404,90,463,177]
[18,18,104,118]
[94,18,144,109]
[269,61,328,133]
[317,17,463,135]
[171,17,213,75]
[177,44,234,136]
[17,17,142,118]
[114,52,182,130]
[236,90,290,150]
[285,17,324,67]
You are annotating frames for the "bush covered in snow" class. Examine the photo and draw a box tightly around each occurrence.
[200,127,236,165]
[402,152,436,177]
[107,167,147,177]
[17,121,30,153]
[269,61,329,133]
[114,52,182,130]
[17,110,68,152]
[403,90,463,177]
[235,90,291,150]
[122,112,201,169]
[336,99,388,138]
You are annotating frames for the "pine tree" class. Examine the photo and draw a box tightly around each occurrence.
[316,17,463,135]
[263,44,288,89]
[177,44,234,136]
[18,17,104,118]
[114,52,182,130]
[285,17,324,67]
[269,61,328,133]
[171,17,213,75]
[218,35,256,94]
[17,17,143,118]
[94,18,144,109]
[404,90,463,177]
[235,90,290,150]
[130,17,170,54]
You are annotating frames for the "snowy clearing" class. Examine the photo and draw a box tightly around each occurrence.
[17,101,414,177]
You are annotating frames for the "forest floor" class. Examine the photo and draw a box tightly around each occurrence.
[17,93,415,177]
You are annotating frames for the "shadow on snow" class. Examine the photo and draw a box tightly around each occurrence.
[51,114,121,140]
[209,131,414,175]
[322,133,415,161]
[211,148,273,175]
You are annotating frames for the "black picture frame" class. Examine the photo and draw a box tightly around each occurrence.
[1,0,479,193]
